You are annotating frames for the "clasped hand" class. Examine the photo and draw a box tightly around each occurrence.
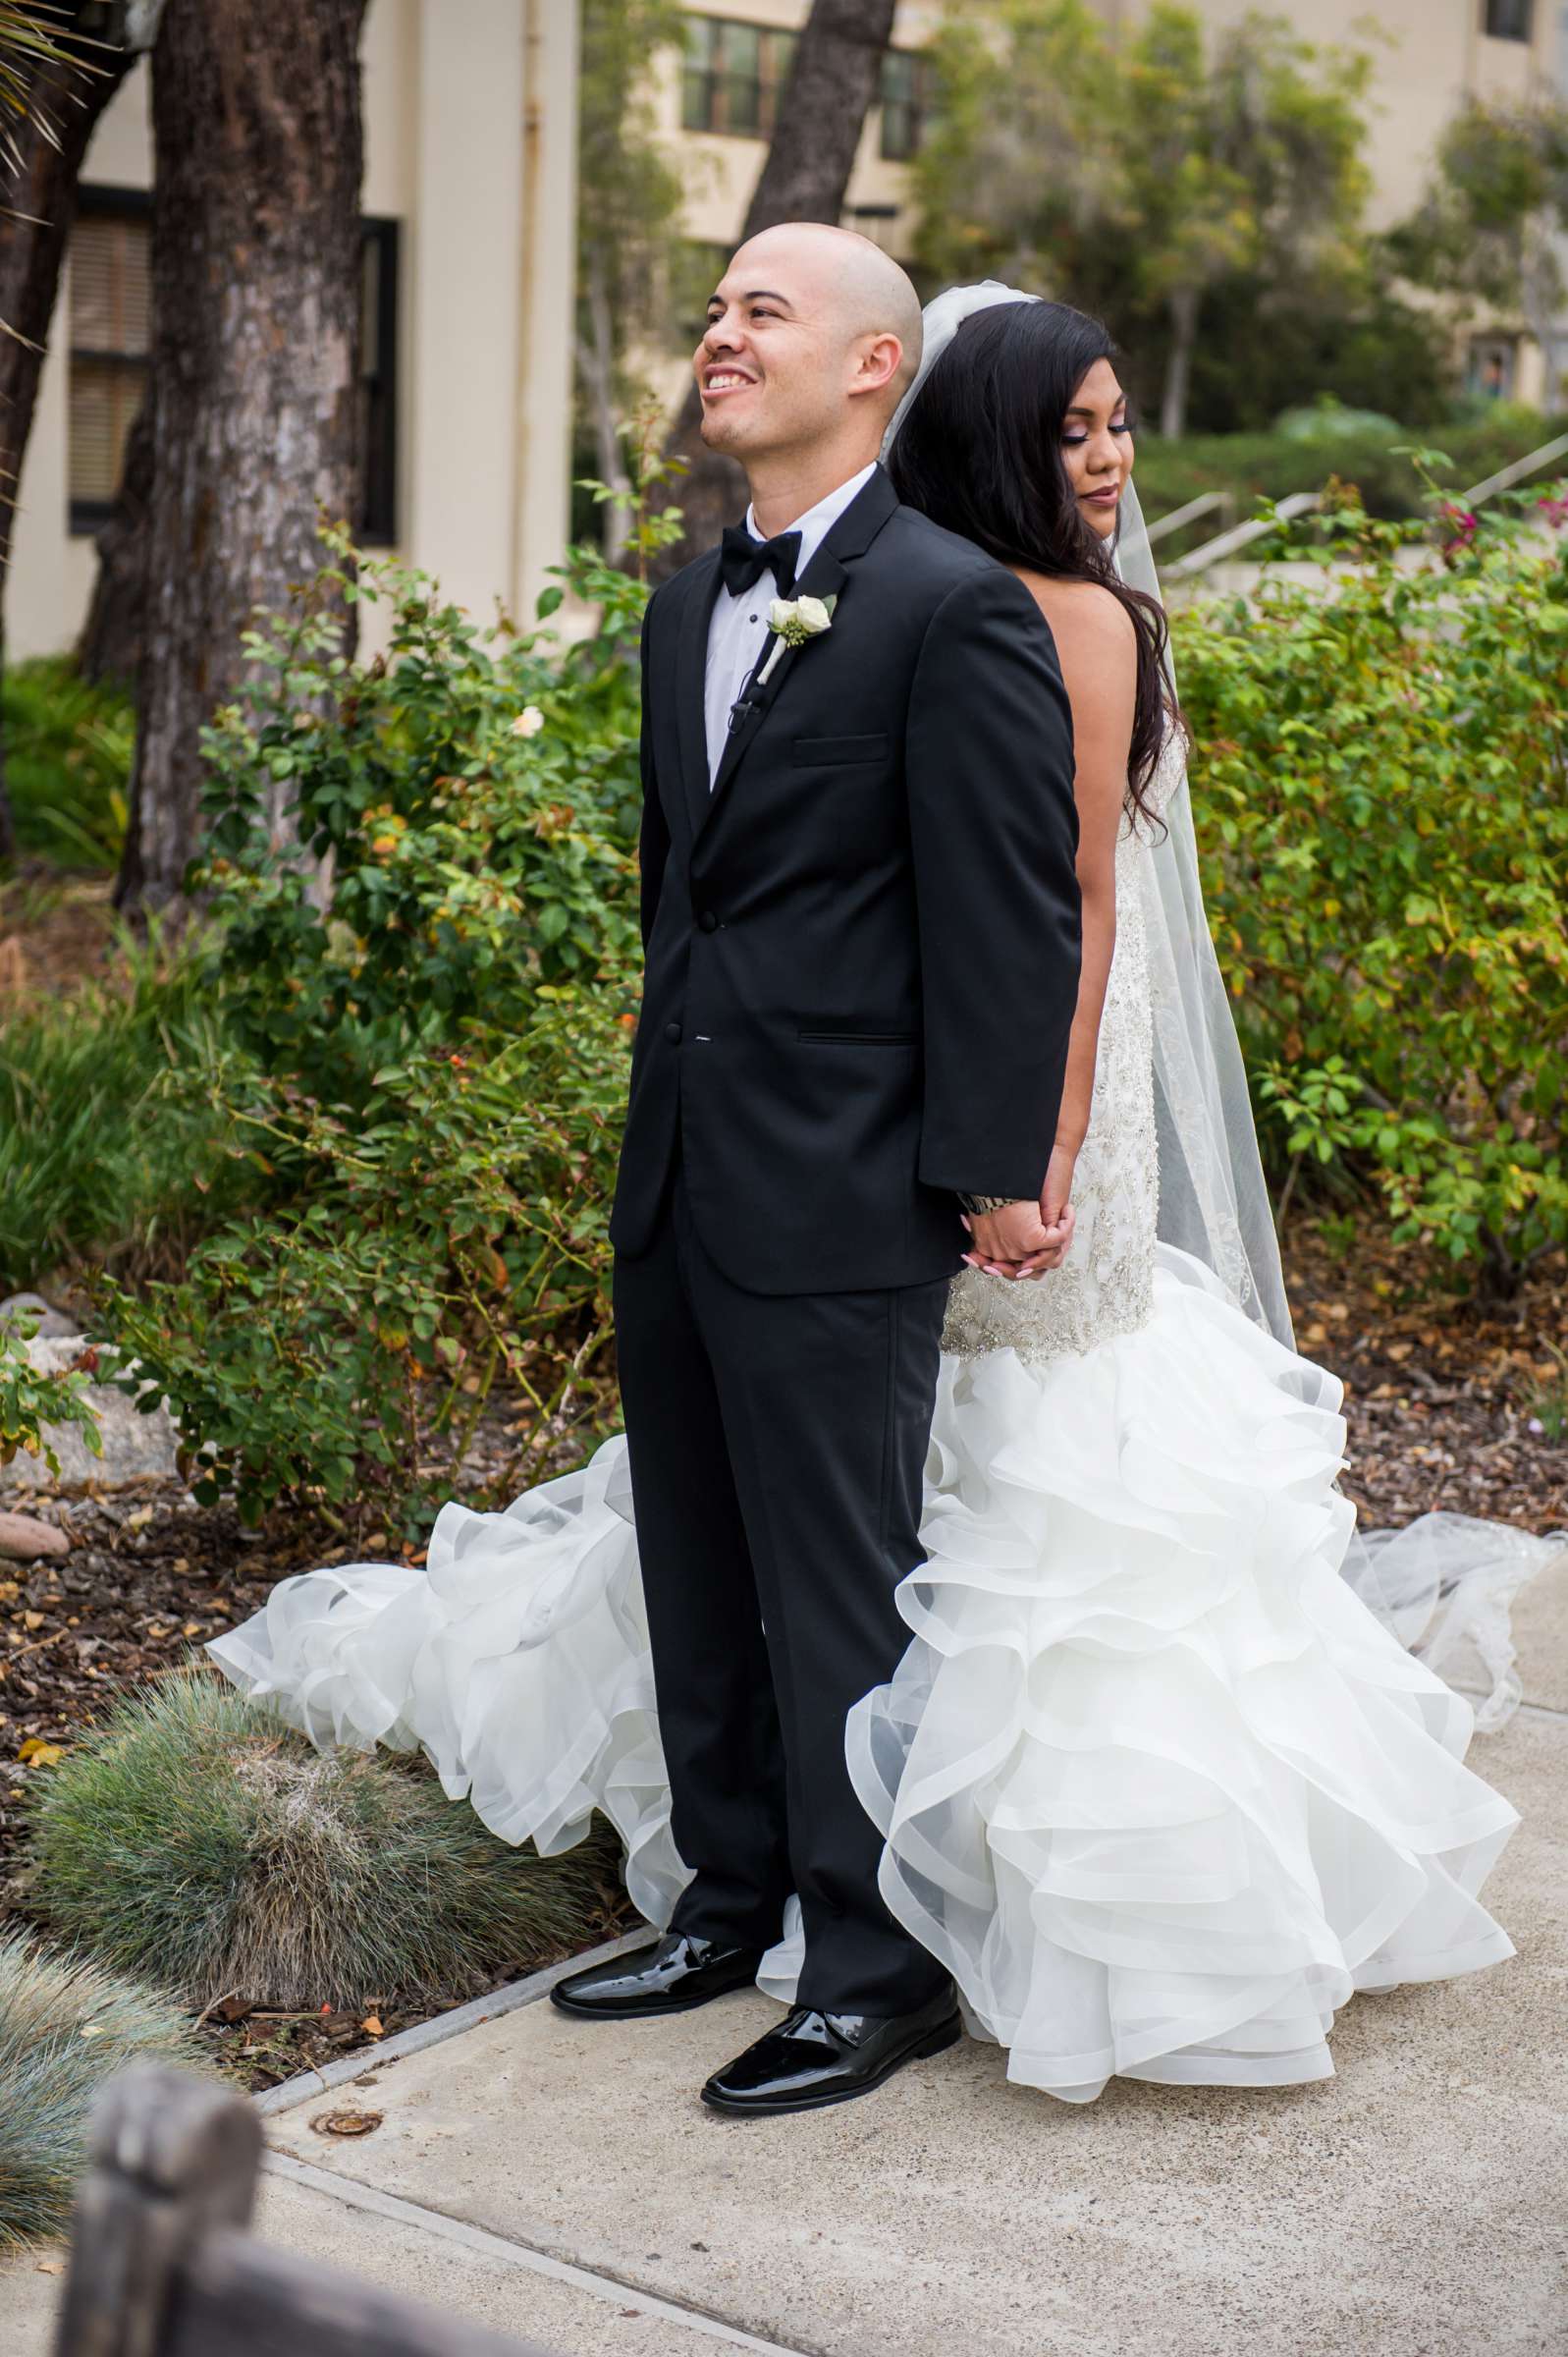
[961,1146,1076,1282]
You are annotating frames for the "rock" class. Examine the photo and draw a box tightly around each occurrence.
[0,1291,82,1341]
[0,1509,70,1561]
[3,1337,183,1496]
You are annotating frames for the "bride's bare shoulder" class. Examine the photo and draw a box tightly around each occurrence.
[1012,569,1135,655]
[1011,571,1137,715]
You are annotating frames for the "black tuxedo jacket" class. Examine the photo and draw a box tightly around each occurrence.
[609,464,1081,1295]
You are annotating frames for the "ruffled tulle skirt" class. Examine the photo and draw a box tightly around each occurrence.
[210,1245,1555,2103]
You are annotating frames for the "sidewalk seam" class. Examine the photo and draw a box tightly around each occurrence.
[261,2151,820,2357]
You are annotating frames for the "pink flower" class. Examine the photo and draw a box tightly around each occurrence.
[1438,502,1480,561]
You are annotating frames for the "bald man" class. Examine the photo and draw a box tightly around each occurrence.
[552,225,1081,2116]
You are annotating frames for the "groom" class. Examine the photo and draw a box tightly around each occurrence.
[552,224,1081,2114]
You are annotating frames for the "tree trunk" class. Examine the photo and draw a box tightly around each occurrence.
[1161,284,1200,441]
[76,394,152,685]
[115,0,367,921]
[0,8,142,862]
[655,0,899,575]
[578,260,632,569]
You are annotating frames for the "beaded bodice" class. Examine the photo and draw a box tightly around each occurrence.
[942,733,1182,1370]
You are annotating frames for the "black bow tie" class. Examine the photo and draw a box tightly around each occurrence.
[720,523,801,601]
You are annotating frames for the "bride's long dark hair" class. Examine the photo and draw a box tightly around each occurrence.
[887,300,1177,828]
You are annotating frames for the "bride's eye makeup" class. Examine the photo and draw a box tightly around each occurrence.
[1062,411,1132,448]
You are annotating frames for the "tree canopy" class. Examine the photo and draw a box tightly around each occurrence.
[1392,94,1568,411]
[913,0,1383,437]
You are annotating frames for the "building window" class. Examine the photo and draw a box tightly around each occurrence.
[842,203,899,253]
[879,49,930,162]
[68,188,149,534]
[68,192,400,543]
[681,15,797,137]
[1467,335,1518,400]
[1483,0,1535,39]
[358,217,400,545]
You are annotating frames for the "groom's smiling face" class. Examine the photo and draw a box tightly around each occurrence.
[694,226,918,465]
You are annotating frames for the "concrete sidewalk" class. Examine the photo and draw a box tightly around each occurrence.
[6,1562,1567,2357]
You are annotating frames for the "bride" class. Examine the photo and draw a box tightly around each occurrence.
[212,283,1559,2105]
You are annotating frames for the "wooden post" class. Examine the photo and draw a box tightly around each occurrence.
[50,2064,558,2357]
[52,2066,262,2357]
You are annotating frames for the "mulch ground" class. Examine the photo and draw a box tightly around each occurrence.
[1279,1226,1566,1537]
[0,866,121,1007]
[3,1226,1562,2088]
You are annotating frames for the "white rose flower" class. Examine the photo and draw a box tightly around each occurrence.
[754,589,839,686]
[511,706,545,739]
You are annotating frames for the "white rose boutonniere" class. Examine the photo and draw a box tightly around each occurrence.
[756,592,837,688]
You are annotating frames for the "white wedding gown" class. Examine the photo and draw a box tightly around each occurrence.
[211,734,1557,2103]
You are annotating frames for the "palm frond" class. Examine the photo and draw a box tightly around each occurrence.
[0,5,107,179]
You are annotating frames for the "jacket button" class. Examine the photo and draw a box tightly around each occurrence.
[664,1020,681,1044]
[698,910,719,933]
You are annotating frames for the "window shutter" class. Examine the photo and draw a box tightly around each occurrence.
[68,207,151,513]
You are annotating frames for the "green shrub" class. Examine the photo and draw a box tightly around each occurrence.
[89,525,648,1530]
[97,997,630,1534]
[0,1926,204,2250]
[196,527,641,1088]
[0,940,243,1292]
[0,1308,102,1480]
[0,657,133,871]
[27,1670,622,2010]
[1175,483,1568,1290]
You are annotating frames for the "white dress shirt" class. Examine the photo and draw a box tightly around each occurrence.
[702,462,878,788]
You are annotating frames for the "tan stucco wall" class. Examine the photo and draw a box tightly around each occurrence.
[10,0,577,663]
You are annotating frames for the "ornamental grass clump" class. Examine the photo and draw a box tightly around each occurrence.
[27,1670,617,2010]
[0,1927,203,2250]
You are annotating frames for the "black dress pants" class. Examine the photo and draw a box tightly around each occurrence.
[613,1159,951,2017]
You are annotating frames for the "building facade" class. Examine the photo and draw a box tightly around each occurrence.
[13,0,1568,667]
[12,0,579,663]
[663,0,1568,407]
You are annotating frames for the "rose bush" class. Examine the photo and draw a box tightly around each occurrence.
[1174,481,1568,1294]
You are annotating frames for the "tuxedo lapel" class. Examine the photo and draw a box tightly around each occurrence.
[697,466,899,842]
[675,547,723,837]
[706,546,847,811]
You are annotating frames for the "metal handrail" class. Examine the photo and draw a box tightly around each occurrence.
[1162,489,1323,580]
[1460,428,1568,506]
[1162,426,1568,582]
[1144,488,1231,546]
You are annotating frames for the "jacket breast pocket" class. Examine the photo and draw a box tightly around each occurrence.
[797,1027,917,1046]
[790,733,891,767]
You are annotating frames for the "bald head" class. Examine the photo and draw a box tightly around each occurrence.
[695,223,924,495]
[730,223,924,410]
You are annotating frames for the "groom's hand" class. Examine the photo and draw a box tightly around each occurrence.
[962,1199,1068,1280]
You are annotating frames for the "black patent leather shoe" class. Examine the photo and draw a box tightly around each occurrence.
[550,1932,765,2021]
[700,1988,961,2116]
